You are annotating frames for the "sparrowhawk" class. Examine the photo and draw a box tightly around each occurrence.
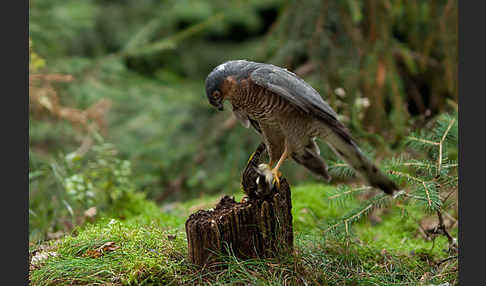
[205,60,398,194]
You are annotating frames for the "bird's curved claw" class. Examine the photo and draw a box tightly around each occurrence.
[271,169,282,188]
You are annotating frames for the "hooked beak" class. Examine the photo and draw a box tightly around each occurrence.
[209,97,224,111]
[207,89,225,111]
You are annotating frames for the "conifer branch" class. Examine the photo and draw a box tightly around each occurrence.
[324,112,457,242]
[323,195,388,235]
[437,118,456,177]
[328,186,372,200]
[406,137,440,146]
[421,181,432,208]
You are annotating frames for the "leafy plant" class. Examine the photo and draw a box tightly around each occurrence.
[29,140,140,242]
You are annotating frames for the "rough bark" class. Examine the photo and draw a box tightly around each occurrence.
[185,143,293,267]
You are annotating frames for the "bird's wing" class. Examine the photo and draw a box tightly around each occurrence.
[249,64,354,144]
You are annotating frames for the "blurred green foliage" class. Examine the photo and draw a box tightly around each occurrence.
[266,0,457,141]
[29,141,141,241]
[29,0,457,241]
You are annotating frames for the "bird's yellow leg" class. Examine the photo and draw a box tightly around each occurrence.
[271,144,289,188]
[268,160,276,169]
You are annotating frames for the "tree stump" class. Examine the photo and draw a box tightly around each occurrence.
[185,143,293,267]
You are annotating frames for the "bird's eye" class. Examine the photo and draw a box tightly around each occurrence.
[213,90,221,99]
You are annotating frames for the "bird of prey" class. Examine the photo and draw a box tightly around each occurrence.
[205,60,398,194]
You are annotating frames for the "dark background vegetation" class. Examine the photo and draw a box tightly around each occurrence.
[29,0,458,284]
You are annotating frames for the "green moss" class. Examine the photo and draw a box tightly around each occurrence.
[355,206,449,257]
[290,183,360,233]
[31,219,188,285]
[290,183,451,258]
[107,192,185,228]
[30,183,456,285]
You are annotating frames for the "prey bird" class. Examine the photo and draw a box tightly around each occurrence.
[205,60,398,194]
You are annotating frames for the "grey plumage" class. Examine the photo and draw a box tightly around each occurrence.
[205,60,398,194]
[249,64,355,144]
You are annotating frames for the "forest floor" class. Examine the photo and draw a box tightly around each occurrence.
[29,184,457,285]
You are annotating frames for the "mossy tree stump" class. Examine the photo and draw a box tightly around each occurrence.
[185,143,293,267]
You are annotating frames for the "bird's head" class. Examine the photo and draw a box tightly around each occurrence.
[205,60,256,111]
[205,63,227,111]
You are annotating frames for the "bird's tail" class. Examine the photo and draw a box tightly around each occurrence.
[324,130,398,194]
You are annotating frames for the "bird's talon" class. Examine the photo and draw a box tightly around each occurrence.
[272,176,280,188]
[256,164,282,189]
[271,169,282,188]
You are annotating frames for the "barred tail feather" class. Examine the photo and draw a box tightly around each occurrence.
[324,130,398,194]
